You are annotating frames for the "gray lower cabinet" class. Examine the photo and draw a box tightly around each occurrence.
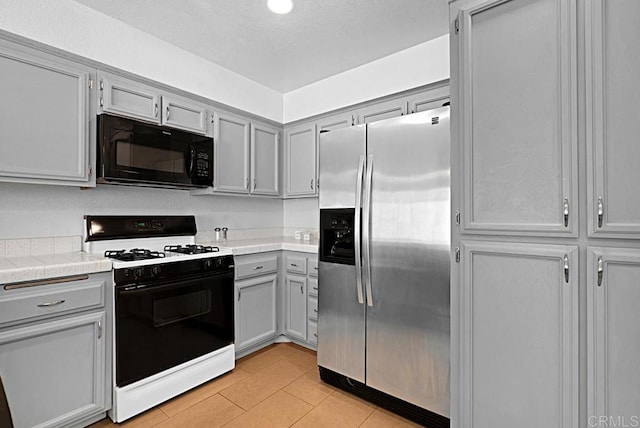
[0,273,110,428]
[234,254,278,355]
[459,241,578,428]
[285,273,307,341]
[0,40,94,187]
[587,247,640,422]
[283,253,319,347]
[307,264,318,347]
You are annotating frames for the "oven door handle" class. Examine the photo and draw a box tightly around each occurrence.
[117,272,233,295]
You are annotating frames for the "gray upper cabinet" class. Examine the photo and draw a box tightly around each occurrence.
[213,112,251,193]
[285,123,317,197]
[0,41,94,186]
[454,0,578,237]
[99,71,160,123]
[355,98,407,124]
[161,95,208,135]
[316,112,354,133]
[251,123,279,196]
[586,0,640,238]
[587,247,640,423]
[407,85,450,114]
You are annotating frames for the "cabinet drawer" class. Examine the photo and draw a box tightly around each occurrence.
[308,295,318,321]
[0,278,105,327]
[308,259,318,277]
[308,320,318,346]
[286,256,307,274]
[235,256,278,280]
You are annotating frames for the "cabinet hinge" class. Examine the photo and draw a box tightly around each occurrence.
[455,17,460,34]
[88,79,94,90]
[455,247,460,263]
[455,210,460,226]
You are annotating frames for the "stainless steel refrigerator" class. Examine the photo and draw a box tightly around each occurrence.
[317,107,450,427]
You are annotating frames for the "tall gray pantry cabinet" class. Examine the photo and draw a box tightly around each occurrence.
[449,1,640,427]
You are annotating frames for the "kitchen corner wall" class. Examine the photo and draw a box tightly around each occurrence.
[0,182,283,239]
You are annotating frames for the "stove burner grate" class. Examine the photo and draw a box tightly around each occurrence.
[164,245,220,255]
[104,248,166,261]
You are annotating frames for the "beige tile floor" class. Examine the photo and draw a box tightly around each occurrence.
[90,343,421,428]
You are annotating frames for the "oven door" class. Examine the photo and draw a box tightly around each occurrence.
[115,271,234,387]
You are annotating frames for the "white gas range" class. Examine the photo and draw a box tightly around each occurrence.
[83,215,235,423]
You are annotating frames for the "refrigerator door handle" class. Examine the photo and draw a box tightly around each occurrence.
[362,154,374,307]
[354,155,366,305]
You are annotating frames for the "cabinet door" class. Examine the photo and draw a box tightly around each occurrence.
[355,99,407,124]
[285,123,317,197]
[161,95,207,135]
[251,123,279,196]
[285,274,307,341]
[587,247,640,423]
[459,241,578,428]
[316,112,354,133]
[235,274,277,352]
[0,45,91,185]
[0,311,105,428]
[407,85,450,114]
[99,72,160,123]
[213,112,250,193]
[587,0,640,238]
[454,0,577,236]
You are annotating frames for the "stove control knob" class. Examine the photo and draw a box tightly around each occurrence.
[204,259,213,270]
[134,268,144,279]
[215,257,224,268]
[151,265,161,276]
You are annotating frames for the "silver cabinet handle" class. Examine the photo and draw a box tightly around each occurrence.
[597,256,604,286]
[253,178,256,191]
[37,299,65,308]
[291,263,298,267]
[313,286,318,291]
[354,155,366,305]
[563,198,570,227]
[313,333,318,338]
[154,103,159,118]
[310,179,314,190]
[597,196,604,228]
[300,285,304,294]
[253,265,264,270]
[313,309,318,313]
[238,289,241,302]
[564,255,570,283]
[97,320,103,339]
[166,106,170,120]
[245,177,249,190]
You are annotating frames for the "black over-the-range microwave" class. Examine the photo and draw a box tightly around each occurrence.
[97,114,213,189]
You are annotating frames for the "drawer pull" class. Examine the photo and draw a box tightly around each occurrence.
[313,333,318,338]
[291,263,299,267]
[37,299,66,308]
[313,309,318,313]
[254,265,264,270]
[314,267,318,271]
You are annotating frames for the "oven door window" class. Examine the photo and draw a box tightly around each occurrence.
[115,273,234,387]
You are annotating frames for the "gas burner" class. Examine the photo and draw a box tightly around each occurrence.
[164,245,220,255]
[104,248,166,262]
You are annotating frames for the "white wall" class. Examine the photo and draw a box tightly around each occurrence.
[283,199,319,231]
[0,183,283,239]
[0,0,283,122]
[282,34,450,123]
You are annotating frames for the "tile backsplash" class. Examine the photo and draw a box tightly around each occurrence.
[0,236,82,258]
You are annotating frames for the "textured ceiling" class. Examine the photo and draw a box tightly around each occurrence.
[71,0,449,92]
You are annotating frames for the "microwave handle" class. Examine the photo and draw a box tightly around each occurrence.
[188,146,195,178]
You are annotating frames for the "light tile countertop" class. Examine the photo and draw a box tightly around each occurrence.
[0,237,318,286]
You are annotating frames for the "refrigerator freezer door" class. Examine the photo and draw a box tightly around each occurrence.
[364,108,451,416]
[317,261,365,382]
[318,125,366,209]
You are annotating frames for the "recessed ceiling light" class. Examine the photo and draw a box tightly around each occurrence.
[268,0,294,14]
